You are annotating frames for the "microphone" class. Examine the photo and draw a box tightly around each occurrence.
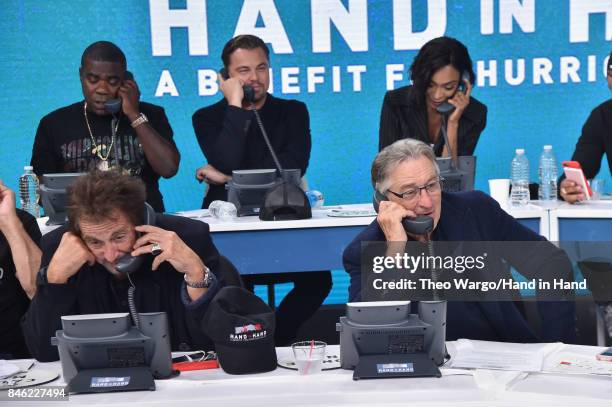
[249,103,312,220]
[251,108,284,177]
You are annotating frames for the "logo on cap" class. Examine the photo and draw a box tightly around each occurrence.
[230,324,267,342]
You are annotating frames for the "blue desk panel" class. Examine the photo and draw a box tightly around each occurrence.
[210,217,541,305]
[558,219,612,242]
[212,218,541,275]
[518,218,540,235]
[211,225,367,275]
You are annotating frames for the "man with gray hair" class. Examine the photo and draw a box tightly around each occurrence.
[343,139,576,343]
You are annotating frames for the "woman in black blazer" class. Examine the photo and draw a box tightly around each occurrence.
[378,37,487,160]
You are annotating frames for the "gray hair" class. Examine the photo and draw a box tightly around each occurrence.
[371,139,440,193]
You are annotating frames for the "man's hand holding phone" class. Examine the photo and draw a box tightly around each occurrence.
[559,178,585,203]
[46,232,95,284]
[218,70,246,108]
[131,225,207,281]
[561,161,592,204]
[118,74,141,121]
[448,73,472,124]
[377,200,416,242]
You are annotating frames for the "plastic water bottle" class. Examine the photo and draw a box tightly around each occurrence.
[209,200,237,221]
[305,190,324,209]
[510,149,530,207]
[538,145,558,202]
[19,166,40,217]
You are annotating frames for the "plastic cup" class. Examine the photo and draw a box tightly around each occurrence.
[589,179,605,200]
[291,341,326,375]
[488,179,510,209]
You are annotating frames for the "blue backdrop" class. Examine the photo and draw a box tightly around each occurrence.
[1,0,611,209]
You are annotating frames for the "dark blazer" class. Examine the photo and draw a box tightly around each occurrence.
[378,85,487,155]
[569,99,612,178]
[343,191,576,343]
[22,214,223,361]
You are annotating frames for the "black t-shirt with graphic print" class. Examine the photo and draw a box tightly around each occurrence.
[30,101,175,212]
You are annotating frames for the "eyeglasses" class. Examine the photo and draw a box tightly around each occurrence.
[386,178,443,202]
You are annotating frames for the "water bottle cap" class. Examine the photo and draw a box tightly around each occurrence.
[24,165,33,171]
[543,145,552,150]
[515,149,525,154]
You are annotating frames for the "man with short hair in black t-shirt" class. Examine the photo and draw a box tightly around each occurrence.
[0,181,42,358]
[192,34,331,346]
[30,41,179,212]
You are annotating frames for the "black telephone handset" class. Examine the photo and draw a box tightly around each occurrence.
[115,203,156,274]
[104,70,134,114]
[435,70,470,115]
[219,67,255,104]
[373,191,434,236]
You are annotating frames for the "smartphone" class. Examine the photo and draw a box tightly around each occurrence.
[562,160,592,200]
[596,347,612,362]
[373,191,434,235]
[219,67,255,103]
[436,71,470,115]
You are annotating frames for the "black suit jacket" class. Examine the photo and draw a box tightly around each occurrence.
[22,214,223,361]
[378,85,487,155]
[343,191,576,343]
[570,99,612,178]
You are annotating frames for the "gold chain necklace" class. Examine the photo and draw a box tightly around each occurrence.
[83,102,119,168]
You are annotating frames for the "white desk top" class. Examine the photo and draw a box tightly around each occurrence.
[8,343,612,407]
[178,204,377,232]
[35,204,377,236]
[504,201,549,219]
[37,202,551,236]
[550,200,612,218]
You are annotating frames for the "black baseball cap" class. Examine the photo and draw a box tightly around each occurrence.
[202,286,277,374]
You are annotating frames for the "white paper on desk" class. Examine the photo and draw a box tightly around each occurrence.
[0,360,33,379]
[450,339,563,372]
[0,361,20,379]
[439,367,473,376]
[544,352,612,376]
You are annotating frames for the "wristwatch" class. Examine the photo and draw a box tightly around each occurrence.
[184,266,214,288]
[130,112,148,128]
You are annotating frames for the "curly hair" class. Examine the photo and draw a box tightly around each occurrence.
[66,170,146,235]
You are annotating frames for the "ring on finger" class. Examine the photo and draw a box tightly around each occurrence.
[151,242,163,256]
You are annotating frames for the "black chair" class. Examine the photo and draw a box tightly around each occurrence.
[215,255,244,288]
